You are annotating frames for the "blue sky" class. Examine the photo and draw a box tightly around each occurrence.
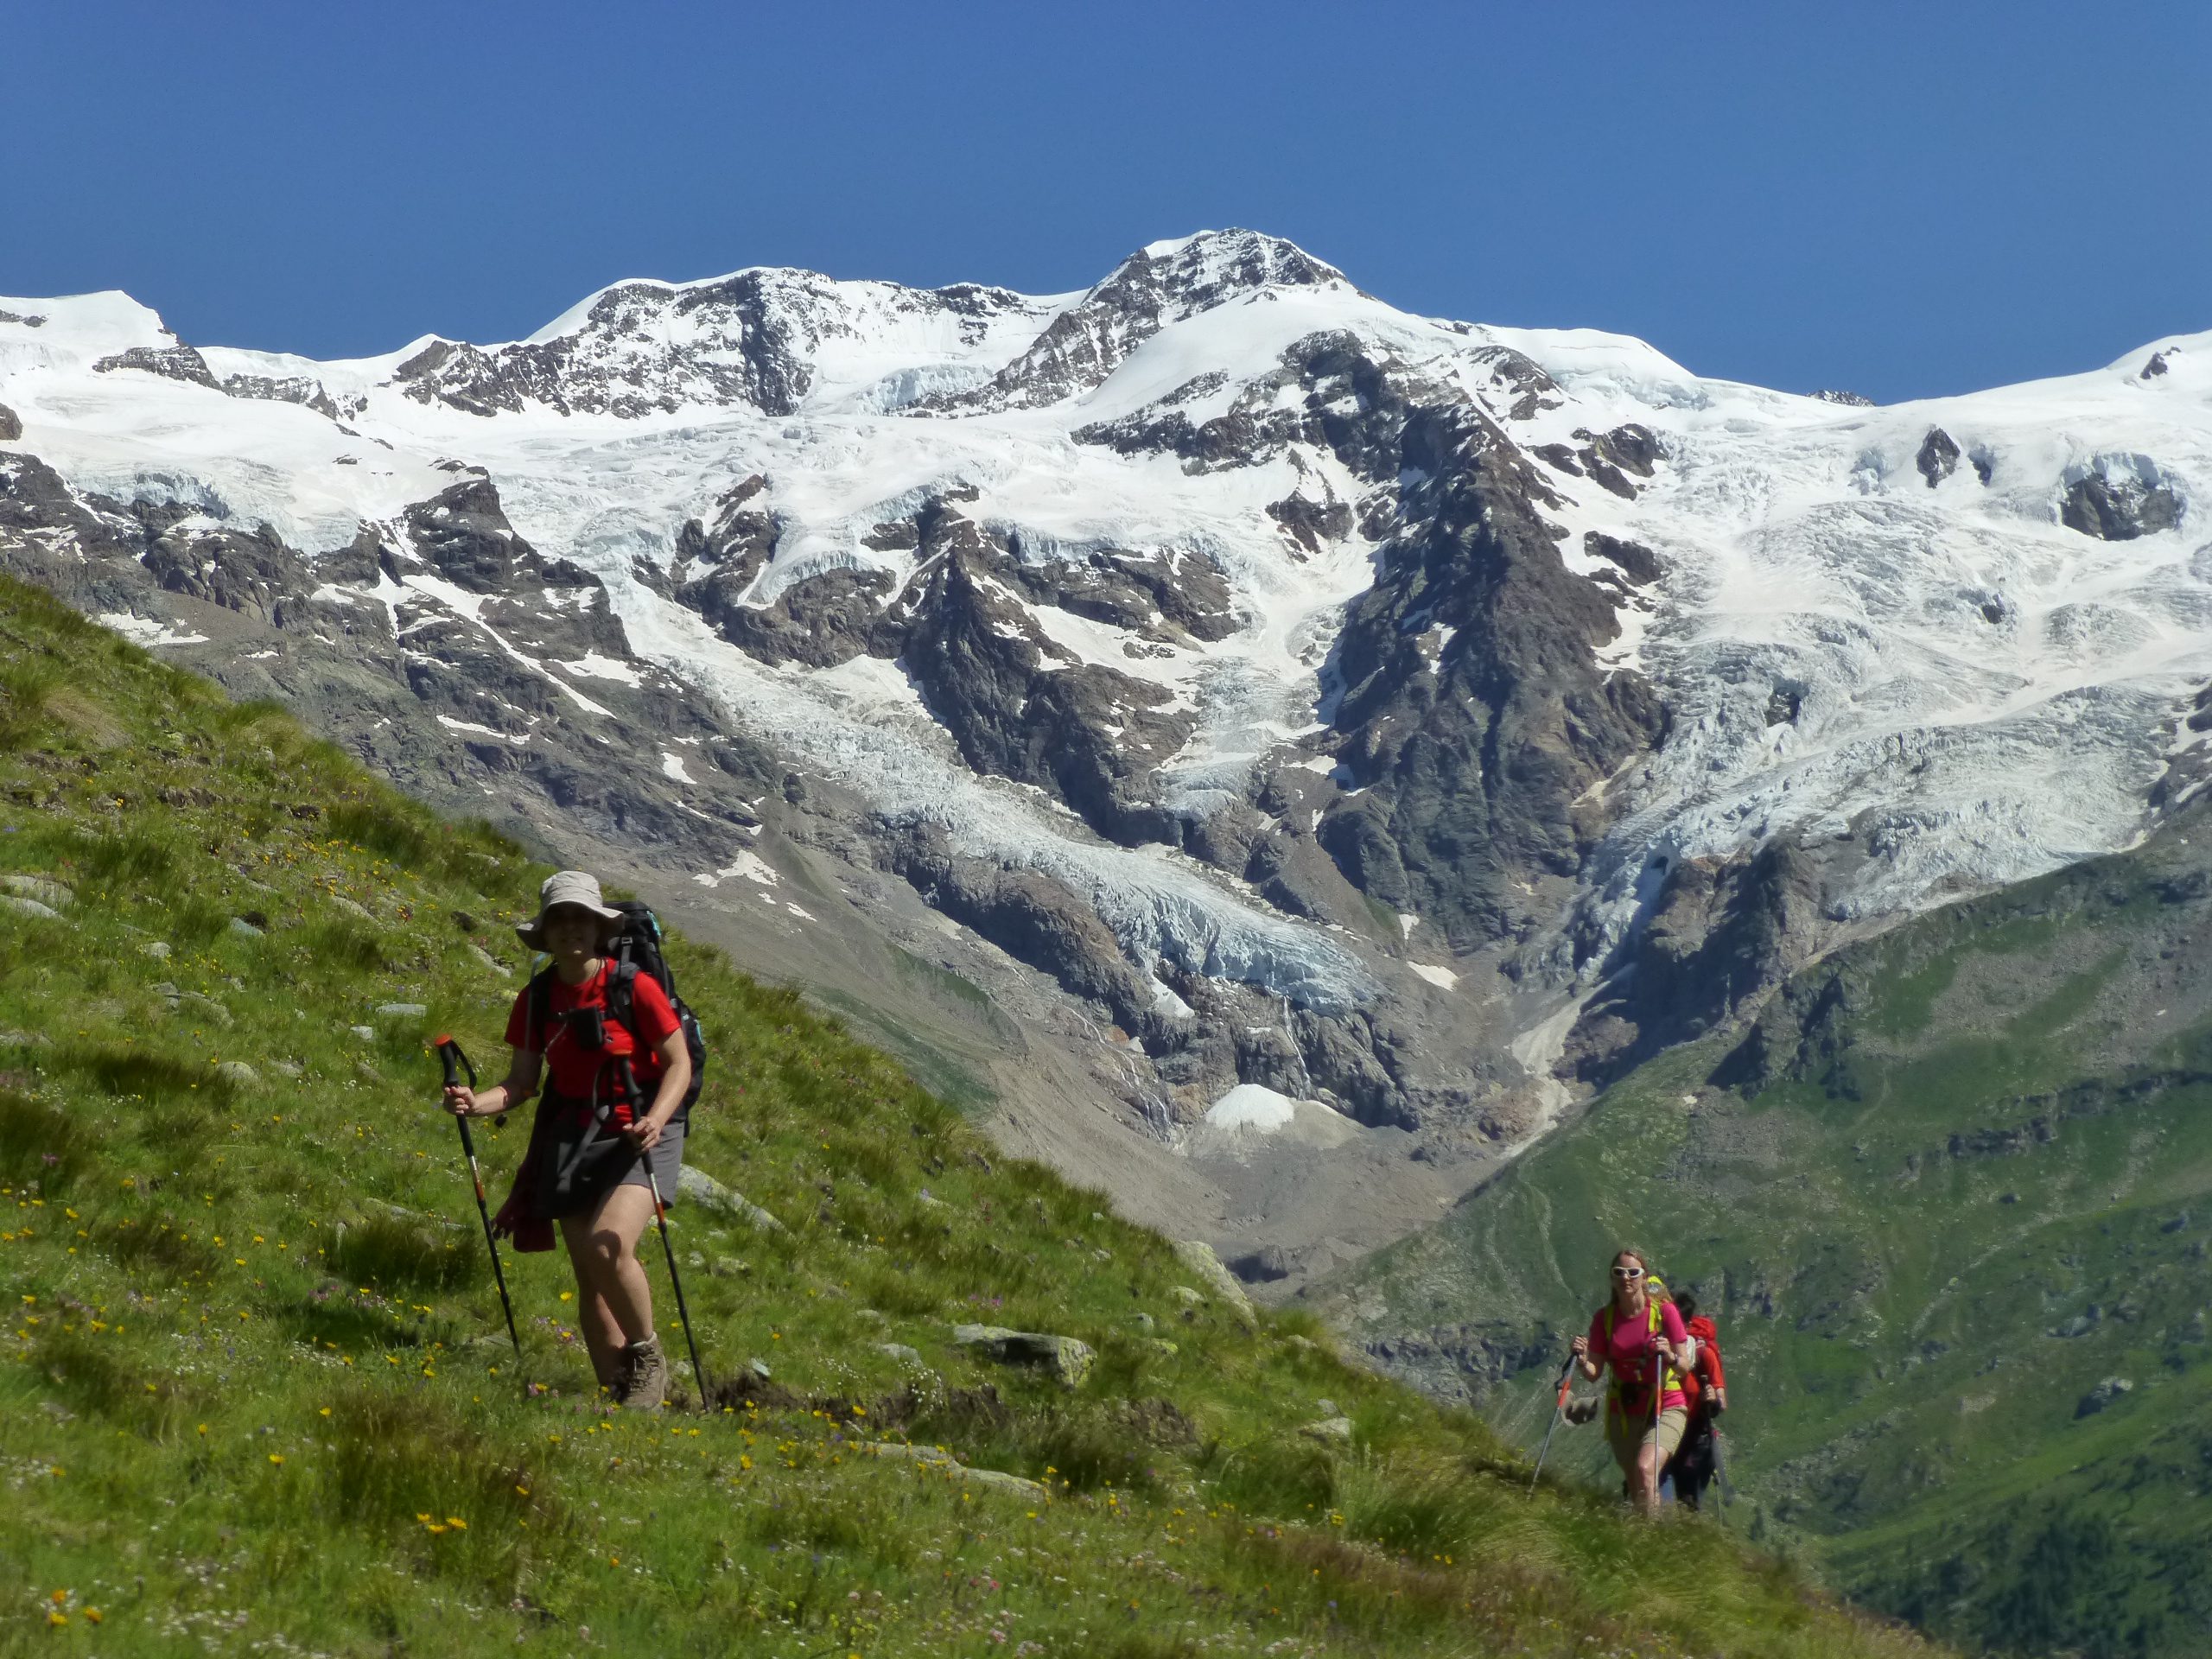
[8,1,2207,402]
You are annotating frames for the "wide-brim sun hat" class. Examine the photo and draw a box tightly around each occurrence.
[516,869,623,952]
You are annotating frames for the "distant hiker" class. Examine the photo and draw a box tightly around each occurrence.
[1571,1247,1694,1516]
[442,871,694,1408]
[1666,1289,1729,1511]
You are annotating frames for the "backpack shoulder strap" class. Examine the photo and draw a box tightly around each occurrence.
[606,959,642,1044]
[524,968,556,1053]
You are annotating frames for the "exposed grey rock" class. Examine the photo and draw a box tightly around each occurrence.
[2062,470,2183,540]
[328,895,375,920]
[215,1061,261,1089]
[141,940,171,959]
[94,345,219,388]
[2075,1376,2133,1416]
[1173,1239,1258,1321]
[228,917,264,938]
[268,1060,305,1079]
[349,1025,377,1041]
[1571,840,1823,1085]
[878,1342,924,1365]
[1916,428,1961,486]
[2142,352,2171,379]
[950,1324,1095,1386]
[0,404,20,442]
[676,1164,788,1233]
[0,896,60,919]
[178,992,232,1028]
[940,229,1350,414]
[1812,389,1875,406]
[1300,1415,1354,1445]
[1,874,72,908]
[861,1442,1049,1499]
[375,1002,429,1019]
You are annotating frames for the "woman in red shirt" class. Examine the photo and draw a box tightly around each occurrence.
[442,871,692,1408]
[1571,1247,1695,1515]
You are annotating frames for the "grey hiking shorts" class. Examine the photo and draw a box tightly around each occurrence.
[616,1116,685,1202]
[537,1111,686,1220]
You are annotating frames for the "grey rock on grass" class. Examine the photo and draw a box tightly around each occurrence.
[950,1324,1095,1387]
[677,1164,787,1233]
[1173,1240,1256,1322]
[2,874,73,908]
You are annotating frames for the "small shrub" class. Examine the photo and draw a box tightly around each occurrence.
[80,827,180,887]
[0,652,62,750]
[0,1087,94,1192]
[327,797,433,867]
[323,1213,480,1293]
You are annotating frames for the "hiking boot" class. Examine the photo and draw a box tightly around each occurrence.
[621,1338,668,1410]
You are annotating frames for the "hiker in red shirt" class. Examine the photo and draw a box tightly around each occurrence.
[1666,1290,1729,1510]
[442,871,692,1408]
[1571,1247,1695,1515]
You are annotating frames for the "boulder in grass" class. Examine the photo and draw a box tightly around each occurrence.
[0,896,60,920]
[1173,1239,1256,1324]
[677,1164,788,1234]
[951,1324,1094,1387]
[216,1061,261,1089]
[1300,1415,1354,1445]
[376,1002,428,1019]
[2,874,73,909]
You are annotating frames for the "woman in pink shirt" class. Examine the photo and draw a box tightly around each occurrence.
[1571,1247,1694,1514]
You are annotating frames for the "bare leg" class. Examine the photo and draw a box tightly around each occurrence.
[560,1185,658,1348]
[1634,1440,1665,1516]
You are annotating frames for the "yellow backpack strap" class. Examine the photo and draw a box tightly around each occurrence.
[1649,1300,1682,1394]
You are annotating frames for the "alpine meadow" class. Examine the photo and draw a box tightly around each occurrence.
[0,577,1946,1654]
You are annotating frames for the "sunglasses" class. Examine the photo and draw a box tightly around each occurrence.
[1610,1267,1644,1280]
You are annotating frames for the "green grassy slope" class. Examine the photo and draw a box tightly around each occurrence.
[0,575,1930,1658]
[1326,808,2212,1656]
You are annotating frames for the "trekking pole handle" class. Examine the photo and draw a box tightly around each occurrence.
[435,1035,478,1091]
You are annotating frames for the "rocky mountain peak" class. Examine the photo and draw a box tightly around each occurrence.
[933,230,1354,412]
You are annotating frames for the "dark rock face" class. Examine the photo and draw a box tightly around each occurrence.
[220,372,350,421]
[1567,840,1823,1084]
[889,824,1157,1037]
[2061,471,2183,540]
[140,518,311,624]
[945,230,1349,413]
[1916,428,1961,486]
[1314,383,1668,947]
[93,345,219,388]
[897,518,1193,847]
[2142,352,2170,379]
[0,450,767,865]
[1812,389,1875,407]
[397,273,1039,420]
[1585,531,1661,586]
[0,404,20,442]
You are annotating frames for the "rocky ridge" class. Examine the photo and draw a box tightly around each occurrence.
[3,236,2209,1284]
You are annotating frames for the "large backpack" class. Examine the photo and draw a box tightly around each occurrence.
[526,900,706,1115]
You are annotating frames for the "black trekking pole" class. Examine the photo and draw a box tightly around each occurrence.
[435,1036,525,1374]
[620,1058,709,1409]
[1527,1353,1578,1496]
[1712,1421,1736,1509]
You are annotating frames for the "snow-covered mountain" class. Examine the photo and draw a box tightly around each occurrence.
[3,232,2208,1280]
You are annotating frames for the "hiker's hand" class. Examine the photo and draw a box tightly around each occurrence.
[1570,1335,1589,1358]
[444,1085,478,1116]
[1712,1389,1727,1414]
[623,1114,665,1153]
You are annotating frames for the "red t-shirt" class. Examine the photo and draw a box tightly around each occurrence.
[1588,1297,1690,1415]
[505,963,681,1126]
